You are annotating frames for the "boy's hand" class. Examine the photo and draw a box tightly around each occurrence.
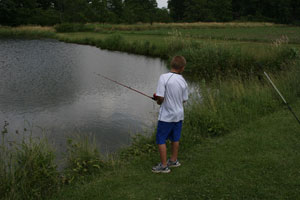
[153,93,158,101]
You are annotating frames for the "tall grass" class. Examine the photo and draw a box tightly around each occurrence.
[183,63,300,141]
[0,123,59,200]
[0,125,107,199]
[0,26,55,39]
[180,42,299,80]
[63,135,105,184]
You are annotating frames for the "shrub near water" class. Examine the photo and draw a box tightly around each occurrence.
[64,135,105,184]
[13,138,59,199]
[0,123,59,200]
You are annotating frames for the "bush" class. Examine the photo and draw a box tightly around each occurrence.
[101,34,126,51]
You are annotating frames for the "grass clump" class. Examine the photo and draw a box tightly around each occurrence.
[63,135,105,184]
[100,34,126,51]
[0,122,59,200]
[120,134,156,160]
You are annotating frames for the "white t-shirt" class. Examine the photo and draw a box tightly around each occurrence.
[156,72,188,122]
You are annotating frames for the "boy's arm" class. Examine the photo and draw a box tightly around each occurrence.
[155,75,165,105]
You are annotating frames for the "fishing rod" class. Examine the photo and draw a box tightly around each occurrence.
[95,73,155,101]
[264,72,300,125]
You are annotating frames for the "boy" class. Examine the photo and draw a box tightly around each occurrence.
[152,56,188,173]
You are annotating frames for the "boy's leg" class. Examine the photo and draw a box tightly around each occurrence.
[170,141,179,162]
[169,121,182,162]
[156,121,172,166]
[158,144,167,166]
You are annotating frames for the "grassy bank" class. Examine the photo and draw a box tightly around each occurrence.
[50,100,300,199]
[54,31,299,80]
[0,24,299,80]
[2,63,300,199]
[1,23,300,199]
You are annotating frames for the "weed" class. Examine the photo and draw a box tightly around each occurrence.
[64,135,105,184]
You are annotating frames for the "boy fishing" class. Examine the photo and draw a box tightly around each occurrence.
[152,56,188,173]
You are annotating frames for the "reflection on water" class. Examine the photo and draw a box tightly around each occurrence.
[0,39,168,152]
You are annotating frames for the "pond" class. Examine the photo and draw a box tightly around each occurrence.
[0,39,169,153]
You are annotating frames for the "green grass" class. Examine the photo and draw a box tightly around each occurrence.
[49,100,300,200]
[114,26,300,44]
[53,22,300,44]
[47,65,300,200]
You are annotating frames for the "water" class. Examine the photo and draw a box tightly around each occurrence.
[0,39,168,152]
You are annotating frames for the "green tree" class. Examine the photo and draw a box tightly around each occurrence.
[123,0,157,23]
[183,0,232,22]
[168,0,186,21]
[211,0,232,21]
[291,0,300,24]
[0,0,17,25]
[154,8,171,23]
[87,0,109,23]
[58,0,89,22]
[184,0,213,22]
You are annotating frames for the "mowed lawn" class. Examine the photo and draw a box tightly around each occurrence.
[50,101,300,200]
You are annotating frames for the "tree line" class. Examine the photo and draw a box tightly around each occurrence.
[0,0,170,26]
[0,0,299,26]
[169,0,300,24]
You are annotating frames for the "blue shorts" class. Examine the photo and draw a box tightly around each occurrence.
[156,120,183,145]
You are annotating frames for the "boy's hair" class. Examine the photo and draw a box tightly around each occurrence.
[170,56,186,70]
